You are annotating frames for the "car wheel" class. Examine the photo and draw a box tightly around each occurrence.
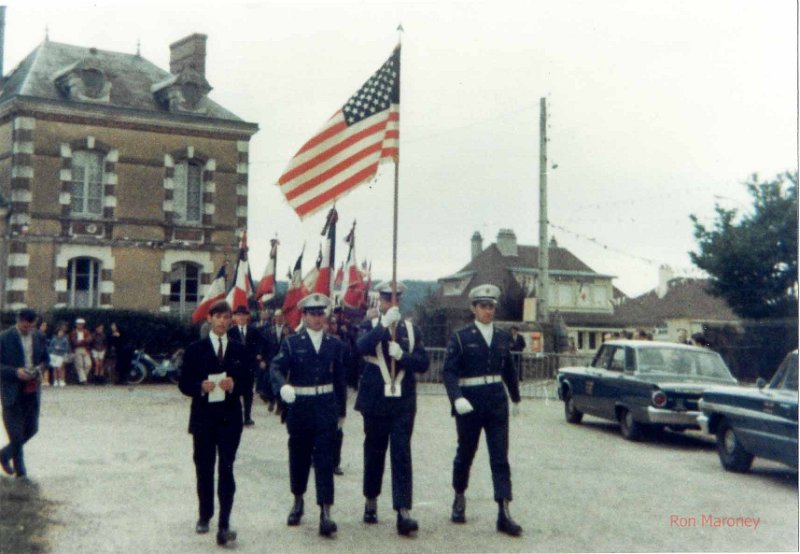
[564,391,583,424]
[716,420,754,472]
[618,408,643,441]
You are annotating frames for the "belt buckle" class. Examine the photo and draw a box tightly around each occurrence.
[483,375,490,384]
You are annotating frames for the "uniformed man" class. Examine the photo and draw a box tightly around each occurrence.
[261,309,293,413]
[270,293,347,537]
[355,280,429,536]
[442,284,523,536]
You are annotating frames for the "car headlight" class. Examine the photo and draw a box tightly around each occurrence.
[651,390,668,408]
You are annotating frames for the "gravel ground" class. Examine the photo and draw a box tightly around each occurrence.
[0,384,796,553]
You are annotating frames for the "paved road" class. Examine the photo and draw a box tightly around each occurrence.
[3,385,797,553]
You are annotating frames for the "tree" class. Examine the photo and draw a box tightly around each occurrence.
[690,172,798,319]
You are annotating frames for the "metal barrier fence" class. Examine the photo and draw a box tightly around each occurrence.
[416,348,594,400]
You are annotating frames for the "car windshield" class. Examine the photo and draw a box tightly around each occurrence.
[635,346,736,383]
[770,352,798,390]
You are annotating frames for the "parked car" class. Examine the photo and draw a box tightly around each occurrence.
[698,350,798,472]
[557,340,738,441]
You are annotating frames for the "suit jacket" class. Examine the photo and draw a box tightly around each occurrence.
[178,335,249,435]
[442,323,521,414]
[0,327,49,408]
[355,319,429,416]
[228,323,267,378]
[263,323,293,362]
[270,329,347,418]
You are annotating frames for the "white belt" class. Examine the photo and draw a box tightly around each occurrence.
[459,375,502,387]
[294,384,334,396]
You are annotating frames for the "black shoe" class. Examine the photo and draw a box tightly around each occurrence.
[267,401,275,412]
[363,499,378,524]
[333,466,344,476]
[0,449,12,476]
[12,456,25,478]
[244,419,255,426]
[497,501,522,536]
[195,519,210,534]
[287,497,304,526]
[216,528,237,546]
[451,493,466,524]
[396,512,418,536]
[319,505,337,537]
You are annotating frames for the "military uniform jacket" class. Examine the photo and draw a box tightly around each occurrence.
[355,319,430,416]
[269,330,347,418]
[178,337,249,435]
[442,323,521,415]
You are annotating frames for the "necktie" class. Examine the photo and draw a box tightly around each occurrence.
[217,338,224,364]
[241,326,246,339]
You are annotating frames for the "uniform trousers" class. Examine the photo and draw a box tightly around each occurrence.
[452,400,512,501]
[286,397,337,505]
[362,410,415,510]
[192,417,242,528]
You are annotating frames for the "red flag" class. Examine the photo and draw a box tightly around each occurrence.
[257,238,279,303]
[282,250,306,329]
[342,222,366,309]
[191,265,227,324]
[226,231,252,313]
[314,208,338,296]
[333,262,344,291]
[276,46,400,219]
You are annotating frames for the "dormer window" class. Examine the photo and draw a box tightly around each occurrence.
[151,67,212,114]
[81,68,106,98]
[53,59,112,103]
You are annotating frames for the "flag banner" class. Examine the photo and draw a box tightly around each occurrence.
[277,46,400,219]
[314,207,338,296]
[192,265,227,324]
[341,222,366,309]
[282,250,306,329]
[257,238,279,303]
[226,230,252,313]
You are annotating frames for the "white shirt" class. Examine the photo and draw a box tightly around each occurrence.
[474,320,494,347]
[307,328,324,353]
[275,324,284,338]
[239,326,247,339]
[210,333,228,358]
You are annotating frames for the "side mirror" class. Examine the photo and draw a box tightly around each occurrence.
[756,378,766,389]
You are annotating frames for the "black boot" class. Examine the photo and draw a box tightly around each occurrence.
[451,492,466,523]
[496,499,522,536]
[319,504,337,537]
[363,497,378,524]
[287,495,304,526]
[396,509,418,536]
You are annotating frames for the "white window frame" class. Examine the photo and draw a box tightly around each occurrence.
[169,262,201,315]
[68,257,101,308]
[71,150,104,218]
[173,160,203,225]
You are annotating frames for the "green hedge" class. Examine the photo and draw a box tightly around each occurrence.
[1,309,199,356]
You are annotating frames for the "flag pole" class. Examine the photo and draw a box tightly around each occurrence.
[390,24,403,385]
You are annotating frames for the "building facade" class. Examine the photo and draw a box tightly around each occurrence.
[0,34,258,316]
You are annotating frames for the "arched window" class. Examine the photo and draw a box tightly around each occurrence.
[169,262,201,315]
[173,161,202,224]
[71,150,104,217]
[68,257,101,307]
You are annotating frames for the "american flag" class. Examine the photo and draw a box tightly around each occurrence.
[277,46,400,219]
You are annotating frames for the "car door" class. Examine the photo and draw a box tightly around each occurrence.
[763,354,799,465]
[577,345,613,417]
[592,345,626,420]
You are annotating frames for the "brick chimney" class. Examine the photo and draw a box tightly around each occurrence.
[169,33,207,76]
[496,228,518,257]
[471,231,483,260]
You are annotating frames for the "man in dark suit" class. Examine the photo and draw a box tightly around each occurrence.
[442,284,523,536]
[228,306,264,426]
[179,300,248,546]
[0,308,48,478]
[260,309,293,412]
[270,293,347,537]
[355,281,429,536]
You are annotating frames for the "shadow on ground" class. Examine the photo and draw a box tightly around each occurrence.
[0,478,57,554]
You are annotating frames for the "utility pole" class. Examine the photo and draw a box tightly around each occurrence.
[537,97,549,323]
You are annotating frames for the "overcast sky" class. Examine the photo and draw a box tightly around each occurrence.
[3,0,797,297]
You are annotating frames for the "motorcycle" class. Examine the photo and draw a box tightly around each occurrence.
[127,348,183,385]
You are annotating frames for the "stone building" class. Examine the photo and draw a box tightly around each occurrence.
[0,33,258,316]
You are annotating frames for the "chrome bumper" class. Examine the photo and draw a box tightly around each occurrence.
[646,407,702,427]
[697,414,710,434]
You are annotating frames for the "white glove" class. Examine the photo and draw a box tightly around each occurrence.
[454,397,474,415]
[512,402,521,417]
[388,341,403,360]
[381,306,401,327]
[337,417,345,430]
[280,384,296,404]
